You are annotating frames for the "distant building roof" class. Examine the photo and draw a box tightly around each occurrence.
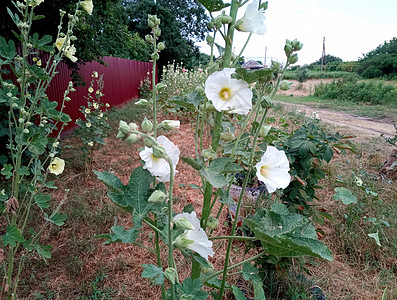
[242,59,264,70]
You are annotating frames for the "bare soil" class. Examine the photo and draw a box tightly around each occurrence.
[277,79,396,144]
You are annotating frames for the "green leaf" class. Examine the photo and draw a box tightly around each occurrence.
[31,33,53,52]
[95,167,156,228]
[231,285,247,300]
[0,36,16,61]
[35,243,52,263]
[181,157,203,171]
[35,193,51,209]
[95,225,139,245]
[200,168,228,188]
[176,278,208,300]
[168,91,204,110]
[197,0,230,12]
[244,203,333,261]
[242,263,265,299]
[332,187,357,205]
[141,264,164,285]
[218,188,235,205]
[45,212,67,226]
[1,164,13,179]
[19,166,30,176]
[2,225,25,247]
[323,146,334,163]
[368,231,381,246]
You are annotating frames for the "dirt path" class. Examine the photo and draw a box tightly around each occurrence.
[276,79,396,144]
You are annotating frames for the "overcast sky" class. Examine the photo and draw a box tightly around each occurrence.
[197,0,397,65]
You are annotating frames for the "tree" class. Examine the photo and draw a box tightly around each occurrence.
[356,38,397,79]
[126,0,210,70]
[0,0,151,64]
[312,54,343,65]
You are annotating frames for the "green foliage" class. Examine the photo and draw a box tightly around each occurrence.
[295,67,309,83]
[314,78,397,107]
[175,278,208,300]
[141,264,165,285]
[244,203,333,261]
[127,0,210,70]
[332,187,357,205]
[75,72,111,172]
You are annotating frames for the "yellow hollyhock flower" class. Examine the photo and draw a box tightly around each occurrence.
[48,157,65,175]
[81,0,93,15]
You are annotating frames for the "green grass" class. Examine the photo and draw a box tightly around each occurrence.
[274,94,397,122]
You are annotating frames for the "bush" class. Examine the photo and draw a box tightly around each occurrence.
[314,78,397,107]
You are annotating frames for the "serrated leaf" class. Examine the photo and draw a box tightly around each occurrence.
[96,225,140,245]
[45,212,67,226]
[197,0,230,12]
[19,166,30,176]
[176,278,208,300]
[244,203,333,261]
[1,164,13,179]
[141,264,164,285]
[200,168,228,188]
[218,188,235,205]
[0,36,16,61]
[35,193,51,209]
[2,225,25,247]
[231,285,247,300]
[332,187,357,205]
[368,231,381,246]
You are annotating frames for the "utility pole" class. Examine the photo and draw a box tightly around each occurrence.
[321,37,326,73]
[264,46,267,67]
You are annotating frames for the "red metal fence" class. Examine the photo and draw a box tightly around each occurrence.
[46,57,155,133]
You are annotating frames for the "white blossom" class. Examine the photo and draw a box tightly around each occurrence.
[236,0,266,35]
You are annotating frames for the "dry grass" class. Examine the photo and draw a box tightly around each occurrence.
[15,103,397,300]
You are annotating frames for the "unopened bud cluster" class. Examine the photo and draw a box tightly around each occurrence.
[147,15,164,60]
[208,11,232,32]
[116,120,140,145]
[284,39,303,65]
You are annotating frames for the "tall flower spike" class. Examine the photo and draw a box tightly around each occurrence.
[204,68,252,115]
[236,0,266,35]
[255,146,290,193]
[139,136,180,182]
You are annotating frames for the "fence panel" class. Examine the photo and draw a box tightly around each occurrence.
[45,57,155,133]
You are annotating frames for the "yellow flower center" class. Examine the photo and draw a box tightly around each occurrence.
[219,87,232,101]
[260,165,269,178]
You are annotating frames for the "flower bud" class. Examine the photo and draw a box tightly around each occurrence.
[136,99,149,105]
[145,34,154,43]
[259,124,272,137]
[157,41,165,51]
[206,216,219,230]
[215,19,222,30]
[279,80,293,91]
[174,232,193,249]
[202,149,217,160]
[151,53,160,61]
[284,43,293,56]
[221,15,233,24]
[141,117,153,133]
[125,133,140,145]
[207,20,215,30]
[148,19,155,28]
[148,190,167,204]
[220,132,235,142]
[118,120,130,135]
[174,217,195,230]
[200,262,214,274]
[288,53,298,64]
[154,17,160,26]
[144,137,156,148]
[271,61,281,72]
[164,267,177,285]
[154,29,161,37]
[129,122,138,132]
[159,120,180,130]
[206,35,213,44]
[152,145,166,159]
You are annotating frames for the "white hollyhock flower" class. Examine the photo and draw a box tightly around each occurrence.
[48,157,65,175]
[139,136,180,182]
[81,0,93,15]
[236,0,266,35]
[173,211,201,230]
[204,68,252,115]
[255,146,290,193]
[159,120,180,130]
[174,228,214,260]
[65,45,77,63]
